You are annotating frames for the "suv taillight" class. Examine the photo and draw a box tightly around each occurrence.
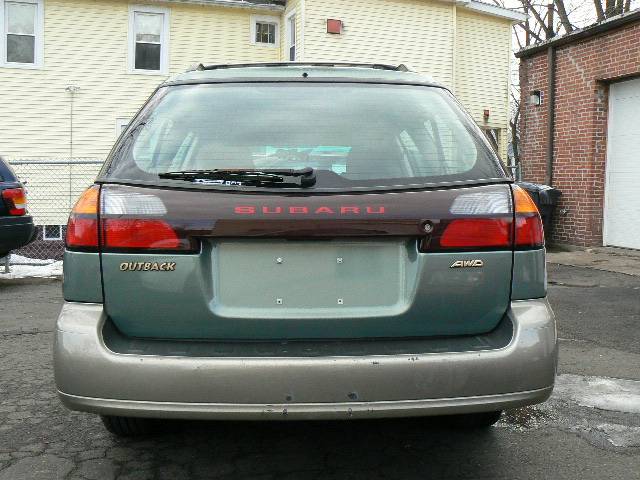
[439,218,512,248]
[102,219,183,249]
[513,185,545,249]
[419,186,544,252]
[100,188,194,251]
[2,188,27,216]
[66,185,100,249]
[66,186,194,252]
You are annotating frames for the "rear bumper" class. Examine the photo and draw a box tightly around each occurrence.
[54,299,557,420]
[58,388,553,420]
[0,216,35,253]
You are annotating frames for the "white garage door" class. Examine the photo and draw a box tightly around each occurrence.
[604,77,640,250]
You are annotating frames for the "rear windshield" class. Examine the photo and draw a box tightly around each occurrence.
[102,83,506,190]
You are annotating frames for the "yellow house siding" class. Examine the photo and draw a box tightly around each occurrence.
[0,0,516,167]
[170,2,281,70]
[455,9,511,158]
[302,0,454,86]
[0,0,282,162]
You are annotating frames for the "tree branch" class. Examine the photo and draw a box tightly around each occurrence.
[605,0,616,17]
[523,0,553,37]
[594,0,606,21]
[555,0,574,33]
[513,25,524,49]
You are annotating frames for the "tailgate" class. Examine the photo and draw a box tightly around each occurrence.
[99,183,514,340]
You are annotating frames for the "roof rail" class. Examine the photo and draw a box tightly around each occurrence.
[186,62,412,73]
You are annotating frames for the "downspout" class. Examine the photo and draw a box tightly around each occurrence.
[545,46,555,186]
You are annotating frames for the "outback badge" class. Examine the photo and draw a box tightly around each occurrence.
[120,262,176,272]
[450,260,484,269]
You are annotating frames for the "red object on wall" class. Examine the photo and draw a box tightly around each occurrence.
[483,109,490,119]
[327,19,343,34]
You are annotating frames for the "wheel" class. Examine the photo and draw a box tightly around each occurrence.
[100,415,156,437]
[446,411,502,429]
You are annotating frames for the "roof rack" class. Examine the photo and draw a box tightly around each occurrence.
[186,62,411,73]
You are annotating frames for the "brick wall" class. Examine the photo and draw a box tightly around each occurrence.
[519,20,640,246]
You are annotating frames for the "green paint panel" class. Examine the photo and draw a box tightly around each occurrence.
[511,249,547,300]
[63,251,103,303]
[101,240,513,340]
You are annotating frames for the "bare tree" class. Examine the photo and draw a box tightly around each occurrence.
[510,93,521,167]
[510,0,635,46]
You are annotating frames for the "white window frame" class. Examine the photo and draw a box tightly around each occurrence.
[0,0,44,69]
[128,4,170,76]
[285,9,296,61]
[250,14,279,48]
[42,224,63,241]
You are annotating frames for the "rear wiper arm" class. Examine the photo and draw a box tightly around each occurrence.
[159,167,316,188]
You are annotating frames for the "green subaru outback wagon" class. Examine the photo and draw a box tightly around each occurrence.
[54,63,557,436]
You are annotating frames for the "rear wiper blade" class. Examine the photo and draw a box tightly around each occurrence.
[159,167,316,188]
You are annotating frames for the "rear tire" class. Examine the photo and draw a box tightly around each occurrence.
[446,411,502,429]
[100,415,155,437]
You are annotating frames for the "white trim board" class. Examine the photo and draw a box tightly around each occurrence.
[457,0,527,23]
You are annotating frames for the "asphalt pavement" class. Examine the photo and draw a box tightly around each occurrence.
[0,264,638,480]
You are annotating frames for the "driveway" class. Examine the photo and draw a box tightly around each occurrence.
[0,264,638,480]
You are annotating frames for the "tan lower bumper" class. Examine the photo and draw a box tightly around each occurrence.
[58,387,553,420]
[54,299,557,419]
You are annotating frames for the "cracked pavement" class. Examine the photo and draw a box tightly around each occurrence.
[0,264,639,479]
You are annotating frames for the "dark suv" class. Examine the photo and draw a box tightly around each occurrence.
[54,64,557,436]
[0,157,35,258]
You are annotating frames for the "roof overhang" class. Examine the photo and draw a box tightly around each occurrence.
[516,8,640,58]
[147,0,525,21]
[159,0,284,11]
[456,0,528,23]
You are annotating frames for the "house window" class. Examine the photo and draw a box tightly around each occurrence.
[43,225,63,241]
[1,0,44,68]
[251,15,279,47]
[256,22,276,44]
[129,5,169,74]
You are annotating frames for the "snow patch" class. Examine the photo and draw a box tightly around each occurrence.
[553,374,640,414]
[595,423,640,448]
[9,254,57,265]
[0,261,62,279]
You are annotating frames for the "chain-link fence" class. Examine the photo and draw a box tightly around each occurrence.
[9,159,103,260]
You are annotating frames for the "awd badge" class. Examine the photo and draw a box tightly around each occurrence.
[450,260,484,269]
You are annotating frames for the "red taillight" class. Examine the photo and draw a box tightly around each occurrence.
[440,218,512,249]
[67,217,99,248]
[102,219,181,249]
[2,188,27,216]
[66,186,100,249]
[419,187,545,252]
[513,185,545,248]
[99,188,193,251]
[66,186,193,252]
[515,216,544,247]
